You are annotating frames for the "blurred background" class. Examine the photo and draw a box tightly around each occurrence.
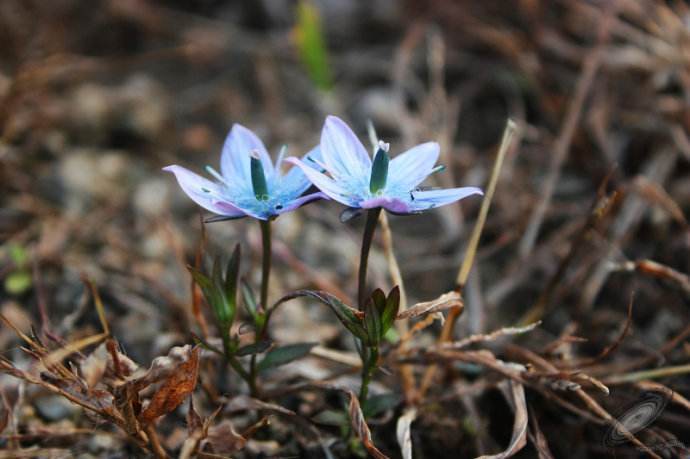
[1,0,689,457]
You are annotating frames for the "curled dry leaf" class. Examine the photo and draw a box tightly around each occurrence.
[80,345,108,389]
[139,346,200,423]
[396,291,463,320]
[137,344,197,388]
[80,340,141,389]
[347,390,389,459]
[0,405,8,436]
[477,380,528,459]
[443,321,541,350]
[206,419,247,455]
[396,408,417,459]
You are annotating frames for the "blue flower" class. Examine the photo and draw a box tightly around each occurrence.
[164,124,324,220]
[287,116,483,215]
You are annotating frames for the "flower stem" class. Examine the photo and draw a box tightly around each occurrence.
[358,345,379,408]
[249,219,272,398]
[222,334,255,393]
[358,208,382,310]
[259,219,272,311]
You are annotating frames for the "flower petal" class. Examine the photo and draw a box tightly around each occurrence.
[163,165,246,217]
[220,124,274,190]
[360,196,411,213]
[285,157,357,207]
[280,146,322,197]
[407,186,483,212]
[276,192,327,215]
[320,116,371,179]
[388,142,440,190]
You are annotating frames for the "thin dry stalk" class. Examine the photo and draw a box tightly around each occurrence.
[417,119,519,399]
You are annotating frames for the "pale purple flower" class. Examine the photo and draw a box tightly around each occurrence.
[286,116,483,215]
[164,124,324,221]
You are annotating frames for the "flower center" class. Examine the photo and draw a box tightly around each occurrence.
[250,150,269,201]
[369,141,390,194]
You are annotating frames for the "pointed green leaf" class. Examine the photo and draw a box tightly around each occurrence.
[242,279,258,319]
[191,332,224,356]
[364,296,382,345]
[257,342,317,372]
[222,244,240,324]
[362,392,401,418]
[189,266,220,313]
[210,256,234,327]
[295,0,333,91]
[381,286,400,334]
[235,340,272,356]
[273,290,369,342]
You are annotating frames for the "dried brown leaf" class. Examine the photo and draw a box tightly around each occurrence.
[396,291,463,320]
[527,405,555,459]
[443,321,541,350]
[80,343,108,388]
[0,405,8,435]
[139,347,200,422]
[206,420,246,454]
[477,380,528,459]
[347,390,389,459]
[227,395,296,417]
[632,176,687,225]
[396,408,417,459]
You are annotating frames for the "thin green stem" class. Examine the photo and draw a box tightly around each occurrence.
[358,345,378,408]
[259,219,272,310]
[222,335,255,393]
[248,219,272,398]
[358,208,382,310]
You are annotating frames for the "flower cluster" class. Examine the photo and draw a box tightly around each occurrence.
[164,116,482,220]
[164,115,483,407]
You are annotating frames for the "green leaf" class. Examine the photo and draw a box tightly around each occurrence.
[257,342,317,372]
[380,286,400,334]
[225,245,240,299]
[8,244,28,267]
[242,280,259,319]
[189,257,236,330]
[191,333,224,356]
[364,295,382,345]
[274,290,369,343]
[223,245,240,324]
[213,256,236,327]
[362,392,401,418]
[312,409,348,426]
[369,146,390,194]
[235,340,272,357]
[5,271,31,295]
[295,0,333,91]
[188,266,219,310]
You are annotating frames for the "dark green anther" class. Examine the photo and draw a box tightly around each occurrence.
[250,152,269,201]
[369,144,389,194]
